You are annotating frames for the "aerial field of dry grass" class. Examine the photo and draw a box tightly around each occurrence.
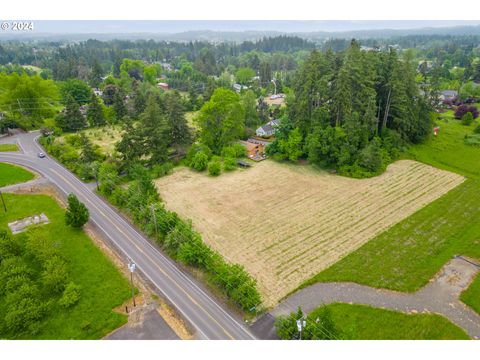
[155,160,464,307]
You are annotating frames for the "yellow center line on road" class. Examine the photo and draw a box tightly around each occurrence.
[48,167,236,339]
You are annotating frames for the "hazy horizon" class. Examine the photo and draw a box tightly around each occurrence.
[14,20,480,34]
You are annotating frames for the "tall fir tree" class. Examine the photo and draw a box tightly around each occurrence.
[59,96,86,132]
[140,95,171,165]
[113,90,127,121]
[164,91,192,153]
[87,93,105,127]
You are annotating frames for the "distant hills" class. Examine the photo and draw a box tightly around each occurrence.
[1,25,479,43]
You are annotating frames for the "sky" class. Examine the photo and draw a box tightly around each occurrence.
[26,20,480,34]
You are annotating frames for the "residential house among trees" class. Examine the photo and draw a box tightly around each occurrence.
[256,119,280,137]
[440,90,459,101]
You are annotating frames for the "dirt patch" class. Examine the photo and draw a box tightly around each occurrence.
[8,213,49,234]
[155,160,464,307]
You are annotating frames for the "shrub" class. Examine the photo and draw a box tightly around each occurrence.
[191,151,209,171]
[222,144,246,159]
[41,256,69,294]
[59,282,81,308]
[221,146,236,159]
[208,158,221,176]
[454,104,479,120]
[151,162,174,178]
[0,257,31,295]
[210,262,261,311]
[474,124,480,134]
[461,112,474,126]
[223,156,237,171]
[4,283,46,333]
[177,234,213,268]
[185,144,212,165]
[464,134,480,147]
[357,137,388,175]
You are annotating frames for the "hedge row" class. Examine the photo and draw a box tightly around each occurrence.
[98,164,261,313]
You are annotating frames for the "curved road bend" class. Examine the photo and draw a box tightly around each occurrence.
[0,131,255,340]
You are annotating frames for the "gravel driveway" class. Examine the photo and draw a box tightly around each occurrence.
[268,257,480,339]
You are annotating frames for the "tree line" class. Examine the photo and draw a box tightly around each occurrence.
[269,40,433,177]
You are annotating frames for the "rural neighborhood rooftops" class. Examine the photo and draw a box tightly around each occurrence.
[233,83,249,93]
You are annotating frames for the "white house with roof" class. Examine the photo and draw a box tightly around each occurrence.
[256,119,280,137]
[439,90,458,101]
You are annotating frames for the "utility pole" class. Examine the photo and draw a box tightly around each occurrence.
[271,78,277,95]
[128,261,136,307]
[0,191,6,212]
[296,317,306,340]
[149,204,158,239]
[17,99,25,115]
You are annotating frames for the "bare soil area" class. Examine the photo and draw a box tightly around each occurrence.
[155,160,464,307]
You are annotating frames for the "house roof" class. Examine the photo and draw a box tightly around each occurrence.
[259,123,274,133]
[442,90,458,97]
[257,119,280,133]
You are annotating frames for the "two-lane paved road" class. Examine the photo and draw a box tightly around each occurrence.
[0,131,255,340]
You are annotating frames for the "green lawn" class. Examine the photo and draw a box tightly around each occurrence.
[461,274,480,315]
[0,144,19,152]
[408,112,480,178]
[0,162,34,187]
[0,193,131,339]
[304,114,480,297]
[321,303,469,340]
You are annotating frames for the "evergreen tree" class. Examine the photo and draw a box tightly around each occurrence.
[89,58,103,88]
[140,95,171,165]
[132,86,146,118]
[115,120,144,169]
[65,193,89,228]
[164,91,192,153]
[102,84,117,106]
[113,90,127,121]
[289,50,334,135]
[203,77,217,102]
[79,133,98,164]
[59,96,86,132]
[259,61,272,85]
[87,93,105,127]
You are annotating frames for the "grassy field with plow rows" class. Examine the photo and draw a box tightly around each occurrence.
[155,160,463,306]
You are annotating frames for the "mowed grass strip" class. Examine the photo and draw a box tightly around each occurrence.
[307,178,480,292]
[0,193,131,339]
[461,274,480,315]
[408,113,480,178]
[0,144,19,152]
[322,303,469,340]
[0,162,34,187]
